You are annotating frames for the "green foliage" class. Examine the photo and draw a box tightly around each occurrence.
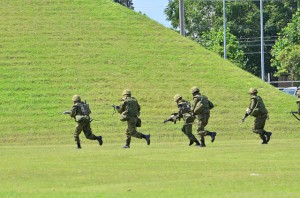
[113,0,134,9]
[200,28,248,70]
[165,0,298,77]
[271,9,300,78]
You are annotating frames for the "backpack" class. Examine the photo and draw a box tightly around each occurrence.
[121,97,139,120]
[194,95,214,115]
[178,101,195,123]
[178,101,192,114]
[78,101,91,116]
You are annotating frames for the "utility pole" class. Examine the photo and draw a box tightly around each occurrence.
[223,0,227,59]
[260,0,265,81]
[179,0,185,36]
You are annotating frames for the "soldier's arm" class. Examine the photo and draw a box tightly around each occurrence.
[70,105,77,118]
[249,98,257,112]
[191,97,199,113]
[117,100,125,114]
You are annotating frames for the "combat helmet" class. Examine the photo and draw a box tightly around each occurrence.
[122,89,131,96]
[72,95,81,102]
[248,88,258,94]
[191,86,200,94]
[174,94,182,102]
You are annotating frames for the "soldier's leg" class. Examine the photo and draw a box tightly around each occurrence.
[253,116,268,144]
[74,124,83,149]
[123,131,131,148]
[182,124,200,146]
[82,123,103,145]
[128,117,150,145]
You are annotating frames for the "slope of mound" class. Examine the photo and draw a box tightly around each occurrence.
[0,0,298,144]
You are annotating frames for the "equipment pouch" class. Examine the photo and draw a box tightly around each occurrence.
[183,113,195,123]
[120,112,127,121]
[251,108,260,117]
[136,118,142,127]
[75,115,89,123]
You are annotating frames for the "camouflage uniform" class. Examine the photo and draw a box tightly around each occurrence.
[70,95,102,149]
[117,89,150,148]
[191,87,216,147]
[174,94,200,146]
[246,88,272,144]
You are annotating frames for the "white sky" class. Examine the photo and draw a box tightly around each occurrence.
[133,0,172,27]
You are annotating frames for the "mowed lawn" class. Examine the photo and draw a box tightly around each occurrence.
[1,139,299,198]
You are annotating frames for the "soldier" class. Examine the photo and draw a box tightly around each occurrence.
[115,89,150,148]
[191,86,216,147]
[173,94,201,146]
[70,95,103,149]
[241,88,272,144]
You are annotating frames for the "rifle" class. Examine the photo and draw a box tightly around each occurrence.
[111,104,120,116]
[240,112,249,124]
[163,113,179,124]
[63,110,71,115]
[289,111,300,121]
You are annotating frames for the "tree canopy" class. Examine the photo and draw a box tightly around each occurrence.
[165,0,298,78]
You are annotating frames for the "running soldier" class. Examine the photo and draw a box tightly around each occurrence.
[115,89,150,148]
[241,88,272,144]
[191,86,216,147]
[69,95,103,149]
[172,94,201,146]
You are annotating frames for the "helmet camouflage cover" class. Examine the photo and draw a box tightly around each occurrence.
[72,95,81,102]
[191,86,200,94]
[248,88,258,94]
[174,94,182,102]
[122,89,131,96]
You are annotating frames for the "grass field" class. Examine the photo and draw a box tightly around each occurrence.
[0,0,300,197]
[1,140,300,198]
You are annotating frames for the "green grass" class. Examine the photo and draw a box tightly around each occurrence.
[1,140,300,198]
[0,0,300,197]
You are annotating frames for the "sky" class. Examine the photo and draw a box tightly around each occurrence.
[132,0,172,28]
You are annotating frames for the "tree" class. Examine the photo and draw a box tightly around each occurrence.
[271,9,300,79]
[201,28,248,70]
[113,0,134,9]
[165,0,298,77]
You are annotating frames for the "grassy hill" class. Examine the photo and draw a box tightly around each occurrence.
[1,0,300,197]
[1,0,298,144]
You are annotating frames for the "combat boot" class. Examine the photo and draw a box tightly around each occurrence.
[77,142,81,149]
[260,134,268,144]
[194,139,201,147]
[97,136,103,146]
[265,131,272,143]
[200,138,206,147]
[209,132,217,143]
[145,134,151,145]
[123,137,131,148]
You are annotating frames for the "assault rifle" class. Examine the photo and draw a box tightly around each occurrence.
[111,104,120,116]
[288,111,300,121]
[63,110,71,115]
[240,107,251,124]
[163,113,179,124]
[240,112,249,124]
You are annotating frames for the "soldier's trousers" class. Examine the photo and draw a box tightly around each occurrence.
[74,122,97,143]
[196,113,211,137]
[125,117,144,139]
[181,124,198,142]
[252,113,268,135]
